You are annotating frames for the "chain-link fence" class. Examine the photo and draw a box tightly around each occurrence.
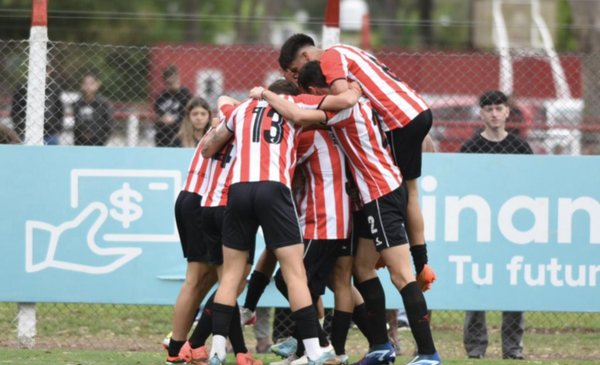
[1,39,599,361]
[1,40,599,153]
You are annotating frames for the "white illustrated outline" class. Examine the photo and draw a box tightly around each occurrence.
[70,169,181,242]
[25,202,142,274]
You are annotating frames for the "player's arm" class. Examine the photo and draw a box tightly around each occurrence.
[218,95,241,108]
[250,87,327,126]
[202,121,233,158]
[319,82,361,111]
[329,78,351,95]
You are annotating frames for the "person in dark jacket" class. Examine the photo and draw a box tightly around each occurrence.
[73,72,113,146]
[154,65,192,147]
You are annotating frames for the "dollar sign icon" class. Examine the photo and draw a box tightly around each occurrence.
[109,183,143,228]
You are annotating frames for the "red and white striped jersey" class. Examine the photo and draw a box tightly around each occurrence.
[182,136,211,195]
[202,104,236,207]
[320,44,429,132]
[226,94,325,187]
[326,99,402,204]
[295,129,351,240]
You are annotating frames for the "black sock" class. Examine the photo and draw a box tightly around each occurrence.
[401,281,436,355]
[229,303,248,354]
[352,303,373,348]
[410,244,428,275]
[244,271,271,311]
[274,270,289,299]
[189,292,216,348]
[291,305,319,340]
[212,302,236,337]
[168,339,185,357]
[356,277,388,345]
[331,310,352,355]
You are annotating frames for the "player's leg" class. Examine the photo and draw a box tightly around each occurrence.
[370,189,438,362]
[385,111,434,288]
[208,184,259,364]
[168,191,217,363]
[241,249,278,324]
[259,182,329,364]
[329,254,354,363]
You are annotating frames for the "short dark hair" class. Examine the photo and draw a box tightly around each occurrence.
[479,90,508,107]
[298,61,327,91]
[162,65,179,80]
[278,33,315,70]
[268,79,299,96]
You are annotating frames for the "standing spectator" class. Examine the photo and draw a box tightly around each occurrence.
[10,67,64,145]
[172,97,212,148]
[461,90,532,360]
[73,72,113,146]
[154,65,192,147]
[0,124,21,144]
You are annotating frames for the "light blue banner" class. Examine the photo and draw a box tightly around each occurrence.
[0,146,598,311]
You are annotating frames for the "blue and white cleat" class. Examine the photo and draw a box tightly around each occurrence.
[270,337,298,358]
[352,342,396,365]
[209,354,225,365]
[307,350,336,365]
[405,352,441,365]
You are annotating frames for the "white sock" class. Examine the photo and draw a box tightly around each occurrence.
[211,335,228,360]
[303,337,322,361]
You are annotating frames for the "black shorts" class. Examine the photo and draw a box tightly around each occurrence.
[352,187,409,251]
[223,182,303,252]
[304,238,346,296]
[385,109,432,180]
[337,231,355,257]
[174,191,209,262]
[202,206,256,266]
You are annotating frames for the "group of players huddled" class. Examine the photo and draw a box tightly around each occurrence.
[164,34,441,365]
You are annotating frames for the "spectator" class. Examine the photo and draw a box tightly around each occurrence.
[461,90,532,360]
[154,65,192,147]
[0,124,21,144]
[10,67,64,145]
[73,72,113,146]
[172,97,212,148]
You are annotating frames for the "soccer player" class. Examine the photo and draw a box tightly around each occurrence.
[200,80,361,365]
[179,95,262,365]
[165,100,218,365]
[278,34,435,294]
[250,62,441,365]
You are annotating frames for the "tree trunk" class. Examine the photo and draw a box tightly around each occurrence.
[183,0,199,42]
[418,0,434,47]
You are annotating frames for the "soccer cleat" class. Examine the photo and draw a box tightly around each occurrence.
[325,355,349,365]
[236,352,264,365]
[352,342,396,365]
[290,344,335,365]
[417,265,436,292]
[307,351,336,365]
[405,352,441,365]
[179,341,209,365]
[270,337,298,358]
[270,354,299,365]
[240,307,257,326]
[165,355,186,365]
[209,354,225,365]
[162,331,173,350]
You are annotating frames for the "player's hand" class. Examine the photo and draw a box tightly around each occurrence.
[417,264,436,292]
[249,86,265,100]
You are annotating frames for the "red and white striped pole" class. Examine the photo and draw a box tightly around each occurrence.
[322,0,340,48]
[18,0,48,349]
[24,0,49,146]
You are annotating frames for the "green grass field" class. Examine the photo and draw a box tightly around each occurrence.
[1,303,599,364]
